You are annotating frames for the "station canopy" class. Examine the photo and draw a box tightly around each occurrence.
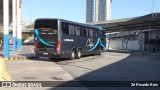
[91,13,160,33]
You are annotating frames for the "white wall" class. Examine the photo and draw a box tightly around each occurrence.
[109,39,140,51]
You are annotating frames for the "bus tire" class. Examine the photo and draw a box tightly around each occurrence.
[75,49,82,59]
[97,48,102,55]
[69,50,76,60]
[49,58,56,60]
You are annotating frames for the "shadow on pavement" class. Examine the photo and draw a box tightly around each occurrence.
[28,54,99,62]
[47,54,160,90]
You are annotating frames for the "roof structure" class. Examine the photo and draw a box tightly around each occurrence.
[90,13,160,33]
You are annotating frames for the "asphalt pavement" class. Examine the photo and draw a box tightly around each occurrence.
[1,45,160,90]
[55,52,160,90]
[0,45,35,59]
[1,45,88,90]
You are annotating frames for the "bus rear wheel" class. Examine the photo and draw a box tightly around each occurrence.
[49,58,57,61]
[75,49,82,59]
[69,50,76,60]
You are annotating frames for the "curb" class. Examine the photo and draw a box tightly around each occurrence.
[0,58,12,81]
[132,52,160,56]
[0,56,36,60]
[107,50,160,56]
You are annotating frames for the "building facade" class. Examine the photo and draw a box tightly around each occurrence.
[91,13,160,53]
[86,0,111,23]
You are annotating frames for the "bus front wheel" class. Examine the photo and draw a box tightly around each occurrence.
[97,48,102,55]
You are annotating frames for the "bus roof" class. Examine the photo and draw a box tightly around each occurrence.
[35,18,102,30]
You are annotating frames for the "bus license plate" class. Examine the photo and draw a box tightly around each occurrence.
[43,53,48,55]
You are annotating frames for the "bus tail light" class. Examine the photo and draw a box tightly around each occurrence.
[55,40,61,51]
[34,40,37,51]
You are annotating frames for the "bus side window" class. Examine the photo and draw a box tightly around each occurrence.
[94,30,98,37]
[69,24,75,35]
[76,26,81,36]
[89,29,94,37]
[87,28,89,36]
[82,28,88,37]
[99,31,102,38]
[62,23,69,35]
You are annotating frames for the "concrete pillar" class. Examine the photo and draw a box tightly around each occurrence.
[12,0,17,51]
[19,1,22,47]
[17,0,22,49]
[3,0,9,58]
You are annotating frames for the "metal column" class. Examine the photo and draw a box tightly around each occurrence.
[3,0,9,58]
[149,24,151,52]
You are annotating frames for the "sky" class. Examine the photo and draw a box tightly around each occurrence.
[22,0,160,23]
